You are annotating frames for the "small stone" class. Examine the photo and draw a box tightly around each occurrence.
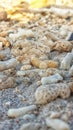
[21,65,32,70]
[0,11,7,21]
[61,114,69,122]
[46,118,70,130]
[49,111,61,119]
[0,42,3,50]
[22,114,35,121]
[41,73,63,85]
[20,123,41,130]
[60,53,73,70]
[7,105,37,118]
[68,33,73,41]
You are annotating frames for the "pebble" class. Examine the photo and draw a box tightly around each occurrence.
[41,73,63,85]
[35,83,70,104]
[0,42,3,50]
[22,114,36,121]
[20,65,32,70]
[20,123,41,130]
[0,11,7,21]
[49,111,61,119]
[9,28,34,42]
[46,118,70,130]
[68,33,73,41]
[60,53,73,70]
[69,65,73,76]
[0,58,18,71]
[61,114,69,122]
[31,56,58,69]
[0,77,16,90]
[7,105,37,118]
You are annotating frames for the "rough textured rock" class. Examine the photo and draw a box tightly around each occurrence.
[35,83,70,104]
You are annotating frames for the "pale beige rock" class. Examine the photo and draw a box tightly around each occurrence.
[49,111,61,119]
[21,65,32,70]
[9,28,34,42]
[54,40,72,52]
[0,77,15,90]
[7,105,37,118]
[0,42,3,50]
[35,83,70,104]
[0,11,7,21]
[35,84,59,104]
[20,123,41,130]
[46,118,70,130]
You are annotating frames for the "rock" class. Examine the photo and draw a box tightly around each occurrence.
[41,73,63,85]
[60,53,73,70]
[0,58,18,71]
[20,65,32,70]
[7,105,37,118]
[35,84,59,104]
[0,11,7,21]
[54,40,72,52]
[68,33,73,41]
[69,65,73,76]
[31,56,58,69]
[22,114,35,121]
[46,118,70,130]
[35,83,70,104]
[0,77,16,90]
[49,111,61,119]
[61,114,69,122]
[20,123,41,130]
[9,28,34,42]
[0,42,3,50]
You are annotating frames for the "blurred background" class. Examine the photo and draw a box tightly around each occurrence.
[0,0,73,9]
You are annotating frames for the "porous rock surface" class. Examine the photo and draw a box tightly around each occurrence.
[0,2,73,130]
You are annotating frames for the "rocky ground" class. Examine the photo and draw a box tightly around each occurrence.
[0,2,73,130]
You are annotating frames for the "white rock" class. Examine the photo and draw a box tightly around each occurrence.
[7,105,37,118]
[22,114,35,121]
[41,73,63,85]
[20,123,41,130]
[46,118,70,130]
[61,53,73,70]
[0,42,3,50]
[69,65,73,76]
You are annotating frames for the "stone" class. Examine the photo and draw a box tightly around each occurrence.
[41,73,63,85]
[20,123,41,130]
[60,53,73,70]
[46,118,70,130]
[7,105,37,118]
